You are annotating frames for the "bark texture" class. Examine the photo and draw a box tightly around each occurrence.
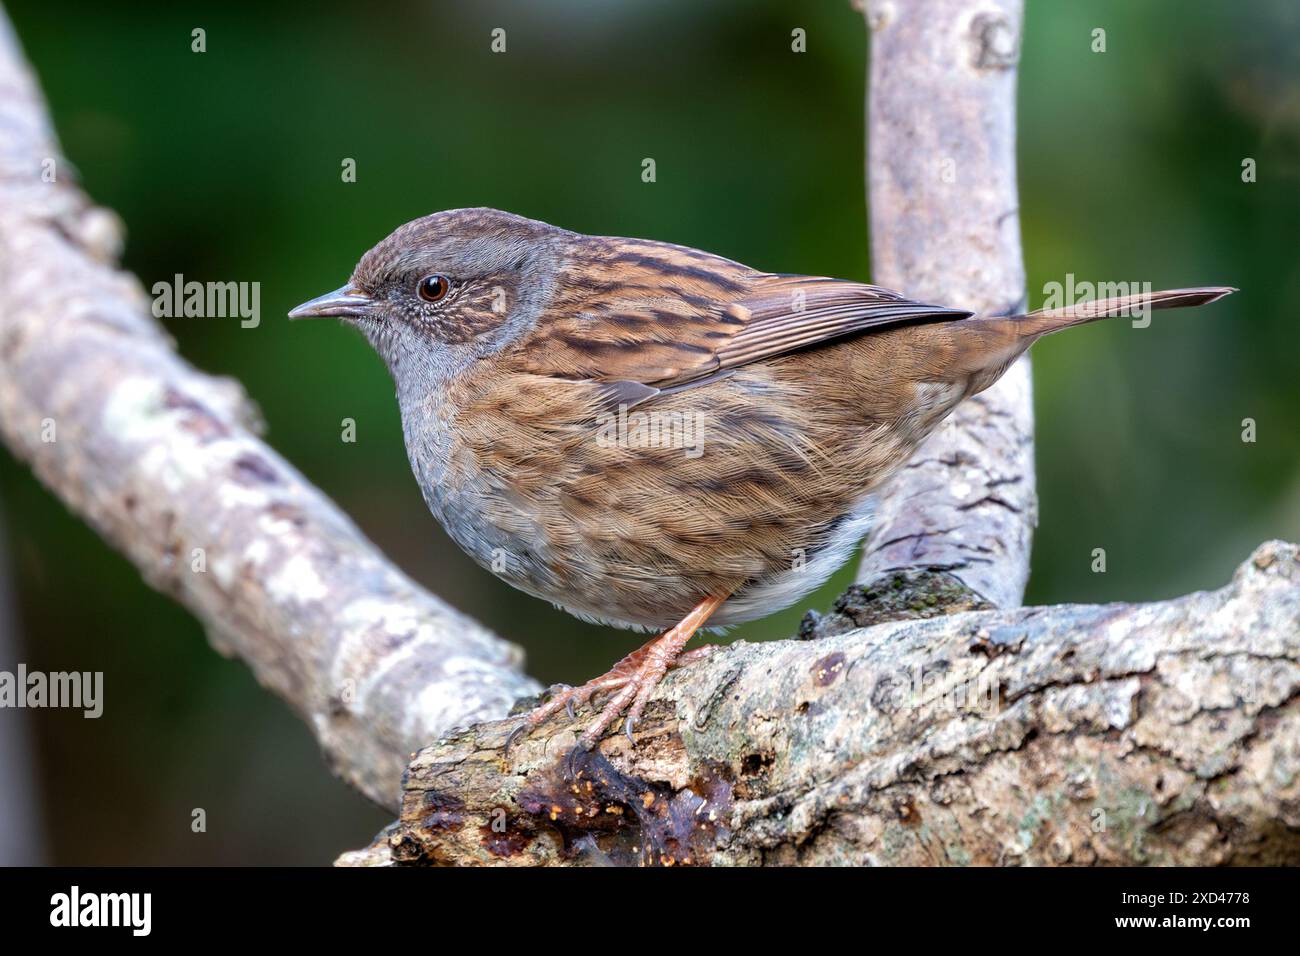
[857,0,1036,609]
[340,541,1300,867]
[0,9,537,811]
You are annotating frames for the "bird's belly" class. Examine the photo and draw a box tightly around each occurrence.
[709,492,876,626]
[416,361,905,634]
[426,474,877,633]
[527,491,877,632]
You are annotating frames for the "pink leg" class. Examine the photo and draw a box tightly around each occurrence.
[506,594,728,753]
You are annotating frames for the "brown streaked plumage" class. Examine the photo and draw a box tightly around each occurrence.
[289,207,1234,752]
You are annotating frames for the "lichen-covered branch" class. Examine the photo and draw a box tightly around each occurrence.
[0,7,538,811]
[857,0,1036,608]
[340,541,1300,867]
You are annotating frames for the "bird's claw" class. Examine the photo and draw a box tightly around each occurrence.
[564,742,593,780]
[505,682,593,758]
[623,715,637,744]
[504,721,528,758]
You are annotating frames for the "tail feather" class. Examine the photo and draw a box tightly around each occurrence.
[1005,285,1236,338]
[945,286,1235,388]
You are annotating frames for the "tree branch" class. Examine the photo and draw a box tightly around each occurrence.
[340,541,1300,866]
[0,7,538,811]
[856,0,1035,609]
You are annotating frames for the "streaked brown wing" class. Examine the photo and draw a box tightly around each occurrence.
[699,275,971,387]
[509,238,971,397]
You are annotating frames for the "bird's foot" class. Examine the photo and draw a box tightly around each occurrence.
[505,595,725,756]
[505,675,625,755]
[573,641,718,750]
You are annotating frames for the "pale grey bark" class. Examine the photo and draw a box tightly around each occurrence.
[857,0,1036,609]
[0,7,538,811]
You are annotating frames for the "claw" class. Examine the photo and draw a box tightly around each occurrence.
[564,743,592,781]
[504,722,528,758]
[509,595,727,757]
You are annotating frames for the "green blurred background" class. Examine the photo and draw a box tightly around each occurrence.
[0,0,1295,864]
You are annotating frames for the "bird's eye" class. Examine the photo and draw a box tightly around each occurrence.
[417,274,451,303]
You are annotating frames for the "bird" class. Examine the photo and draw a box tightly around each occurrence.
[289,207,1233,753]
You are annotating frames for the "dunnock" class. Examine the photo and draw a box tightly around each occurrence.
[290,208,1232,751]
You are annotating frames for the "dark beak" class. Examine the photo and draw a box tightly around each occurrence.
[288,284,374,320]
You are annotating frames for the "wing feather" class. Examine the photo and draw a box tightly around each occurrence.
[508,239,972,396]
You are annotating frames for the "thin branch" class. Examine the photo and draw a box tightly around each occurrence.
[857,0,1035,608]
[0,7,538,811]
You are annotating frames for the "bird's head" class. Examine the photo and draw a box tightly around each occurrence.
[289,207,564,384]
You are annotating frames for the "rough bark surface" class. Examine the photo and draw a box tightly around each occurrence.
[0,9,538,811]
[857,0,1036,609]
[339,541,1300,867]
